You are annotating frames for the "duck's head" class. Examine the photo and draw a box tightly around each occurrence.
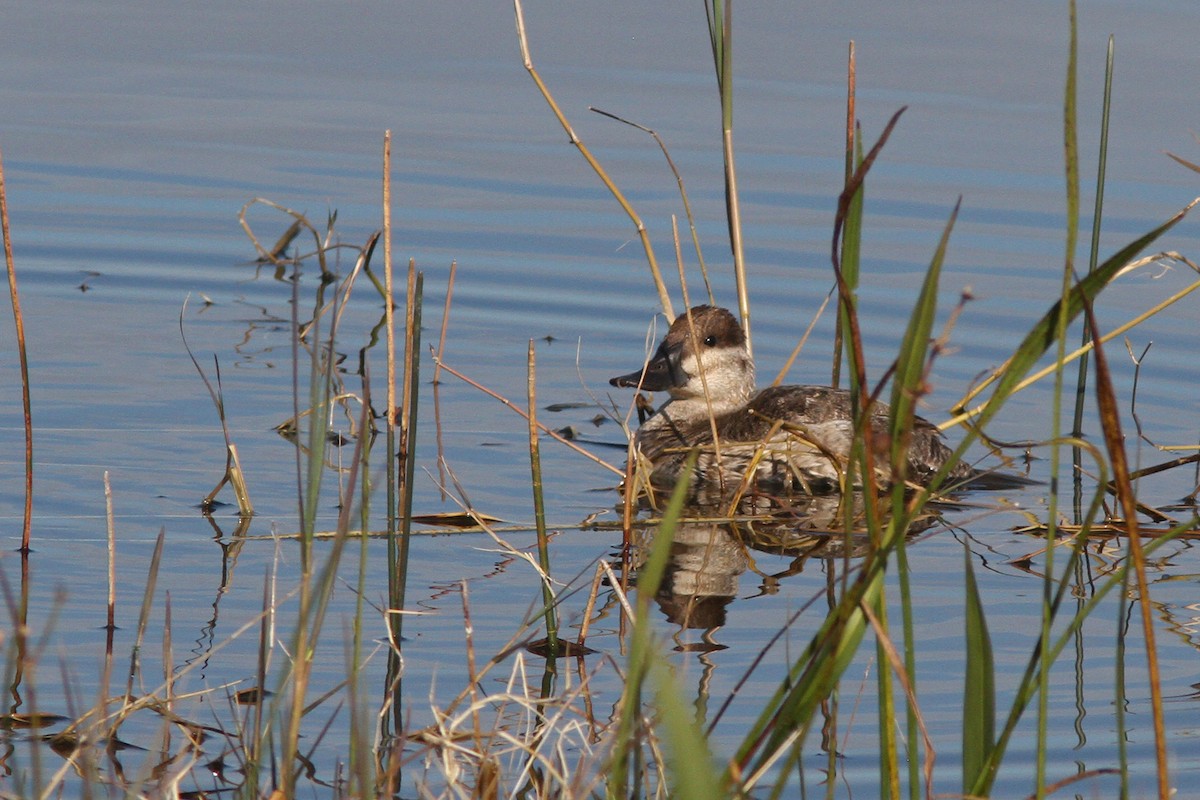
[610,305,755,410]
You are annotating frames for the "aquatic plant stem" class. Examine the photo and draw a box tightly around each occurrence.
[1071,36,1114,443]
[432,355,623,476]
[527,341,558,659]
[1084,299,1169,798]
[513,0,674,321]
[105,472,116,631]
[706,1,750,354]
[832,42,860,389]
[608,454,695,798]
[384,130,397,542]
[1033,3,1080,792]
[0,144,32,551]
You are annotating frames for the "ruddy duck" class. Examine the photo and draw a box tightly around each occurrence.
[610,305,974,493]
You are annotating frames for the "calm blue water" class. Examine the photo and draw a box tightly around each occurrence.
[2,1,1200,797]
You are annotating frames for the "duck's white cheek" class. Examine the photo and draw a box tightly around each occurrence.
[674,348,753,404]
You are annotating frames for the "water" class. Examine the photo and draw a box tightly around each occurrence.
[2,1,1200,796]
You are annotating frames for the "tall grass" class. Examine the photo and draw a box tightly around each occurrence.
[4,3,1200,799]
[0,143,33,552]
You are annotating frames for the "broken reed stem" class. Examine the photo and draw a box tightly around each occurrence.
[0,144,33,551]
[513,0,674,322]
[527,340,558,659]
[431,354,623,477]
[125,529,166,700]
[105,471,116,631]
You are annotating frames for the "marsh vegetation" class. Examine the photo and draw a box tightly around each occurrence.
[3,3,1200,798]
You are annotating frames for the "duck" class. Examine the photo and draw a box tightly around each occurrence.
[610,305,974,494]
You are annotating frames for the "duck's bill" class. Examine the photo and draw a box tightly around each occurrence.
[609,343,685,391]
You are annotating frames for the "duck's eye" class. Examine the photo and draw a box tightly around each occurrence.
[704,335,717,347]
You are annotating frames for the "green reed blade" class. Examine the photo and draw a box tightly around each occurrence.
[961,542,995,794]
[608,453,695,799]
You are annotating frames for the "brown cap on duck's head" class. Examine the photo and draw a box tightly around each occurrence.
[610,306,753,406]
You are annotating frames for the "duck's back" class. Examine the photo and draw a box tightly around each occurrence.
[639,384,969,492]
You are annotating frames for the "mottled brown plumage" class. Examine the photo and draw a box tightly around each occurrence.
[611,306,973,493]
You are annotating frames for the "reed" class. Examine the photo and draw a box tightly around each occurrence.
[6,3,1200,798]
[527,340,558,659]
[0,143,33,551]
[513,0,675,321]
[704,1,751,354]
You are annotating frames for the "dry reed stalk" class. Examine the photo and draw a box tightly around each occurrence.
[434,259,458,499]
[124,530,166,700]
[589,107,716,306]
[831,41,856,390]
[460,580,484,752]
[705,2,751,355]
[1081,299,1169,794]
[513,0,674,321]
[104,471,116,632]
[674,224,725,490]
[0,144,33,551]
[163,594,173,711]
[383,131,397,532]
[431,355,623,476]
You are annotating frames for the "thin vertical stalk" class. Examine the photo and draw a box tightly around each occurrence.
[895,539,921,800]
[381,131,403,746]
[832,42,858,389]
[1035,4,1079,795]
[527,340,558,659]
[394,263,422,616]
[384,130,396,540]
[434,260,457,499]
[351,373,373,795]
[1072,35,1115,515]
[104,472,116,632]
[514,0,674,321]
[874,590,899,800]
[1082,302,1169,794]
[706,0,750,354]
[608,455,696,800]
[0,144,33,552]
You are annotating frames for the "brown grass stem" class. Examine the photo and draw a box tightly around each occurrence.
[860,599,935,795]
[675,242,726,491]
[513,0,674,322]
[589,107,715,306]
[180,304,255,517]
[705,2,751,355]
[104,471,116,632]
[431,353,623,476]
[770,289,832,388]
[0,144,33,551]
[1082,298,1168,795]
[434,260,458,500]
[124,529,165,700]
[384,130,397,536]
